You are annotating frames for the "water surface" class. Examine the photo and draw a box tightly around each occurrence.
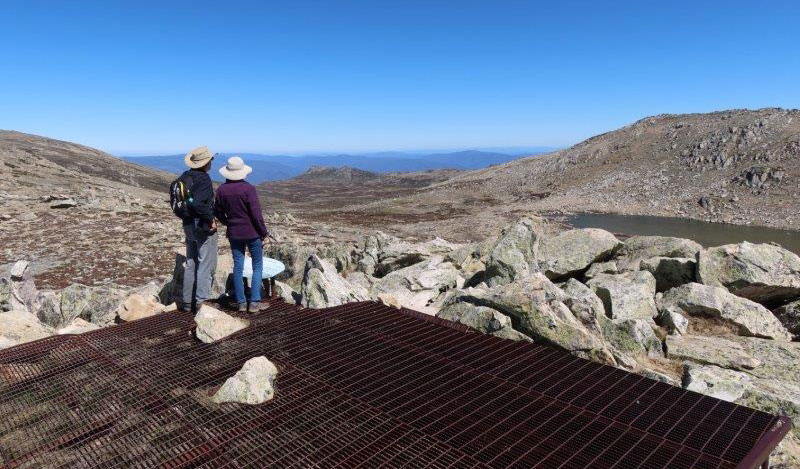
[564,213,800,254]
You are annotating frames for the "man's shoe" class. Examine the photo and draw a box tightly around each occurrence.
[249,301,270,312]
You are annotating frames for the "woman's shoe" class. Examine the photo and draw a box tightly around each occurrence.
[238,303,248,313]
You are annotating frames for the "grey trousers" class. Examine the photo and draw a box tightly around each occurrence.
[182,222,218,309]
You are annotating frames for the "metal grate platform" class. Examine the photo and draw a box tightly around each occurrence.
[0,301,791,468]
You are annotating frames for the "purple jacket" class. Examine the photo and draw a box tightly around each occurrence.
[214,180,269,240]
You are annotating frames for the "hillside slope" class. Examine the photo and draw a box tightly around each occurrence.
[322,108,800,241]
[439,108,800,227]
[0,131,181,288]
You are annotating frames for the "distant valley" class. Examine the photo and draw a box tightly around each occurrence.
[122,149,551,183]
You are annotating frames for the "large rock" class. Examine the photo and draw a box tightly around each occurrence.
[1,262,39,313]
[665,335,761,370]
[213,356,279,405]
[57,318,101,335]
[615,235,702,261]
[443,273,614,363]
[697,242,800,306]
[437,301,530,341]
[484,218,542,286]
[194,305,250,343]
[117,294,166,322]
[658,283,791,341]
[0,310,54,347]
[774,299,800,340]
[586,271,657,320]
[539,228,621,280]
[79,286,126,326]
[263,242,316,284]
[300,255,369,308]
[369,256,461,314]
[34,291,64,328]
[274,280,298,305]
[640,256,696,292]
[683,365,752,402]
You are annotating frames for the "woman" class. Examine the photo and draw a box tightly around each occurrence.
[214,156,270,312]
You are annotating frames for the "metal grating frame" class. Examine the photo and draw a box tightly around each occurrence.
[0,301,791,468]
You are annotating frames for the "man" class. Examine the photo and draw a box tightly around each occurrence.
[179,146,218,313]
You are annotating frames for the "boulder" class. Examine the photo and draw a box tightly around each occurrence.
[57,318,101,335]
[368,256,462,314]
[659,308,689,335]
[539,228,622,280]
[640,257,696,292]
[683,365,752,402]
[584,261,618,279]
[263,242,316,284]
[560,278,607,330]
[774,299,800,340]
[0,310,54,346]
[443,273,614,364]
[34,291,65,328]
[49,198,78,209]
[437,301,530,341]
[665,335,761,370]
[117,294,166,322]
[697,242,800,306]
[615,235,702,261]
[194,305,250,343]
[586,271,657,320]
[658,283,791,341]
[732,336,800,383]
[213,356,279,405]
[60,284,94,325]
[273,281,298,305]
[299,255,369,308]
[10,260,31,280]
[79,286,126,326]
[484,217,541,286]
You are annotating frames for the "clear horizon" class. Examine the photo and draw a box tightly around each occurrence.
[2,1,799,155]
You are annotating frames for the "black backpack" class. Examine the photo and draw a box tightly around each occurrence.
[169,172,194,219]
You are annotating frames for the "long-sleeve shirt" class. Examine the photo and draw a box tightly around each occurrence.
[214,180,269,240]
[181,169,215,229]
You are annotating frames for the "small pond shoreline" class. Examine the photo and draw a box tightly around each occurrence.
[547,212,800,255]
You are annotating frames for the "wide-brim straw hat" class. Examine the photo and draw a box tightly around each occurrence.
[219,156,253,181]
[184,146,214,169]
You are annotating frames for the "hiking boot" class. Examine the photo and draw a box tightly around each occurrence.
[237,303,248,313]
[249,301,270,313]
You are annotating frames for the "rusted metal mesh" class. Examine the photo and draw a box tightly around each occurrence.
[0,301,791,468]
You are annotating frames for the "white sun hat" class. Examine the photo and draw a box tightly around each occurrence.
[219,156,253,181]
[184,146,214,168]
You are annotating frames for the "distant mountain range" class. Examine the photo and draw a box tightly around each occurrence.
[120,149,552,182]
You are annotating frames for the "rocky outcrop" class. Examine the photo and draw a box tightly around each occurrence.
[299,255,369,308]
[615,236,702,261]
[443,273,614,364]
[194,305,250,343]
[484,218,541,286]
[57,318,100,335]
[683,365,752,402]
[640,256,696,292]
[117,294,166,322]
[774,300,800,340]
[538,228,621,280]
[0,310,54,348]
[665,335,760,370]
[658,283,791,340]
[586,271,657,320]
[213,356,279,405]
[437,301,529,341]
[274,281,298,305]
[369,256,461,314]
[697,242,800,306]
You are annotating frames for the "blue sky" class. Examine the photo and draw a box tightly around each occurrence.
[1,1,799,155]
